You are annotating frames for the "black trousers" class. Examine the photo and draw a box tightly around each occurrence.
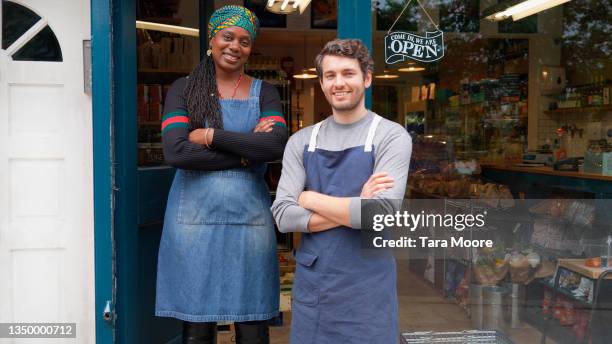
[182,320,269,344]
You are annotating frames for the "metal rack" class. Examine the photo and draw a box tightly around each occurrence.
[401,330,514,344]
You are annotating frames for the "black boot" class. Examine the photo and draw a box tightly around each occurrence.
[182,321,217,344]
[235,320,270,344]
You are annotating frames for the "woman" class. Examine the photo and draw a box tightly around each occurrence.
[155,6,288,344]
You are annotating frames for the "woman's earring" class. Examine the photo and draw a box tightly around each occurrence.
[206,49,212,57]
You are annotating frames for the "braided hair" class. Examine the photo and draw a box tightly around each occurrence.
[184,56,223,130]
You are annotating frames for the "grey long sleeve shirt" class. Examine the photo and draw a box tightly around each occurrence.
[271,110,412,233]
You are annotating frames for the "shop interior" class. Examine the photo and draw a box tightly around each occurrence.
[133,0,611,343]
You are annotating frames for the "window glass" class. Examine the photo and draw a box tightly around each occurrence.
[12,25,62,61]
[1,0,41,50]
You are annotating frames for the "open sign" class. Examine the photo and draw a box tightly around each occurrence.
[384,30,445,64]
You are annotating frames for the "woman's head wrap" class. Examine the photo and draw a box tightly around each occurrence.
[208,5,260,41]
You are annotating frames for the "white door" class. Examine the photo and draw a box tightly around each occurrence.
[0,0,94,343]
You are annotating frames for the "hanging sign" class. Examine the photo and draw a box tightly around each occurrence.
[383,0,444,64]
[384,30,444,64]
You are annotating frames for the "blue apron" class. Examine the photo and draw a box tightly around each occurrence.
[156,78,279,322]
[290,114,399,344]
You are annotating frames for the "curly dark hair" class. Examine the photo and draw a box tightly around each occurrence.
[314,39,374,79]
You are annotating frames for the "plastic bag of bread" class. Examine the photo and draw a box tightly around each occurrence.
[529,199,568,218]
[481,183,501,208]
[474,258,508,285]
[445,178,471,198]
[498,185,515,209]
[509,252,536,284]
[563,200,595,227]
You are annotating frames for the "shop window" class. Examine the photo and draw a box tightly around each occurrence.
[311,0,337,30]
[12,25,62,62]
[372,85,399,122]
[499,16,538,34]
[439,0,480,33]
[244,0,287,28]
[1,0,41,50]
[1,0,63,62]
[375,0,419,32]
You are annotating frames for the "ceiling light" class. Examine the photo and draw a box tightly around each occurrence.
[307,67,317,72]
[374,70,399,79]
[266,0,312,14]
[484,0,571,21]
[398,66,425,72]
[294,36,317,79]
[293,69,318,79]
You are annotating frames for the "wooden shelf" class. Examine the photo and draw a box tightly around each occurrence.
[138,17,183,26]
[482,163,612,182]
[543,105,612,115]
[138,68,191,75]
[140,121,161,126]
[558,259,612,280]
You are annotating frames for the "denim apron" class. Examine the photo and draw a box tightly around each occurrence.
[290,114,399,344]
[156,78,279,322]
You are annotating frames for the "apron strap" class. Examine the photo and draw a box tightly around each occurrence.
[307,121,323,152]
[364,114,382,152]
[250,78,262,98]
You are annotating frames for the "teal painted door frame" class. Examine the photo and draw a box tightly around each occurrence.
[92,0,140,342]
[338,0,372,108]
[113,0,140,342]
[91,0,115,342]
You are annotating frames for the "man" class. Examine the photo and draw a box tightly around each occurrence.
[271,39,412,343]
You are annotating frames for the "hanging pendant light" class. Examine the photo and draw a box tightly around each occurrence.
[293,36,318,79]
[266,0,312,14]
[374,69,399,79]
[398,62,425,73]
[293,69,318,79]
[398,66,425,72]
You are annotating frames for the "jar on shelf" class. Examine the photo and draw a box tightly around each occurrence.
[138,143,152,166]
[149,143,165,165]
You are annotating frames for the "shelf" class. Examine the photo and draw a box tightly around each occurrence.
[138,165,173,171]
[138,68,191,75]
[138,17,183,26]
[265,80,290,86]
[140,121,161,126]
[558,259,612,280]
[543,105,612,115]
[536,279,593,308]
[483,118,520,122]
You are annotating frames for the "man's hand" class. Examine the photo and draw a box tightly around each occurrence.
[361,172,394,198]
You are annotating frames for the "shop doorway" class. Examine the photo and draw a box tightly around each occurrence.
[0,0,95,341]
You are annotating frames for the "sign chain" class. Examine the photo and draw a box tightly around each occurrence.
[387,0,439,35]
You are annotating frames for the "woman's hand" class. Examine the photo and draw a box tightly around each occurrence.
[360,172,395,198]
[188,128,214,146]
[253,119,275,133]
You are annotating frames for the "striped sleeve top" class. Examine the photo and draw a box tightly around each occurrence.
[161,77,288,170]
